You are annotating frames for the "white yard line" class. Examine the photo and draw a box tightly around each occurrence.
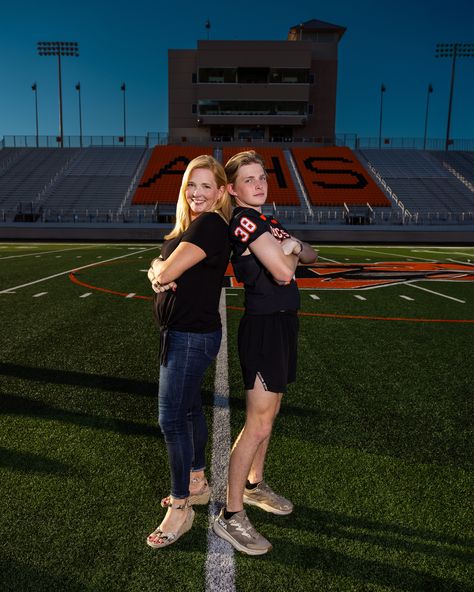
[318,255,341,263]
[206,289,235,592]
[354,295,366,301]
[400,295,414,301]
[0,247,158,294]
[79,293,92,298]
[343,246,437,262]
[413,249,474,257]
[310,294,320,300]
[32,292,48,298]
[405,283,466,303]
[0,246,94,260]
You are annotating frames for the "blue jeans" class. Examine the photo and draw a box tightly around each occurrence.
[158,328,222,499]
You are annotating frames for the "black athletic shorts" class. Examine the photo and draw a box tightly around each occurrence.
[237,310,298,393]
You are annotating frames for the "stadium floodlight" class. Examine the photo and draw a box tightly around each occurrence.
[423,84,434,150]
[435,43,474,151]
[31,82,39,147]
[378,83,386,149]
[37,41,80,147]
[120,83,127,146]
[75,82,83,148]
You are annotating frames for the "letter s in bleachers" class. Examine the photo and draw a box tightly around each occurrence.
[303,157,368,190]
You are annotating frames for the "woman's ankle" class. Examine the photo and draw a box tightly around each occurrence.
[190,470,206,482]
[169,496,189,509]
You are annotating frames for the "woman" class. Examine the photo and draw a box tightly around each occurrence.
[146,154,231,549]
[213,150,317,555]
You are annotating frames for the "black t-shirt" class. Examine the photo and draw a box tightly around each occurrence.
[229,207,300,314]
[154,212,230,332]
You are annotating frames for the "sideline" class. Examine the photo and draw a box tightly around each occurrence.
[205,289,236,592]
[0,247,158,294]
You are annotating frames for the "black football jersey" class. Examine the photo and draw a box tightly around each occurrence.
[229,207,300,314]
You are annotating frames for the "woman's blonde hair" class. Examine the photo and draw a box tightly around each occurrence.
[165,154,231,240]
[224,150,266,199]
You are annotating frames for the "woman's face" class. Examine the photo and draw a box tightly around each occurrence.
[185,168,225,219]
[229,163,268,209]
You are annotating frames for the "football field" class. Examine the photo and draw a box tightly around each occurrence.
[0,243,473,592]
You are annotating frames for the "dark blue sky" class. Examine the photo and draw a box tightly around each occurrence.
[1,0,473,140]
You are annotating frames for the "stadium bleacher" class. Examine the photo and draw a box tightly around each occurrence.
[429,151,474,187]
[357,149,474,218]
[291,146,391,208]
[132,145,214,205]
[1,144,473,226]
[42,148,147,218]
[0,148,80,218]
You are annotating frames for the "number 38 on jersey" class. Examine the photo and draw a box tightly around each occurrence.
[234,217,257,242]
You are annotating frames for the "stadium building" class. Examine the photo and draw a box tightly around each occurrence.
[168,19,346,143]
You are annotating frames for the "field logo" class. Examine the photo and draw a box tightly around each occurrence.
[226,261,474,289]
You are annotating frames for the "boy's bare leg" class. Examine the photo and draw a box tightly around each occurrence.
[226,378,281,512]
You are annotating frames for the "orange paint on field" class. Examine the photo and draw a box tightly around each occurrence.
[69,272,152,300]
[67,259,473,324]
[295,278,401,289]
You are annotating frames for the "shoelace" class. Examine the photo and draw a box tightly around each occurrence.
[229,515,256,538]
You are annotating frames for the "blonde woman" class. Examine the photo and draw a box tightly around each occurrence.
[146,155,231,548]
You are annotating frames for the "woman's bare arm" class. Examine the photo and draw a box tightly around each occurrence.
[150,241,207,285]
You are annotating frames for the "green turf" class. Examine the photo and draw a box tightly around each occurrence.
[1,243,473,591]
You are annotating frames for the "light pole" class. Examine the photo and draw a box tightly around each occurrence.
[121,82,127,146]
[435,43,474,151]
[75,82,83,148]
[37,41,79,147]
[378,83,386,149]
[31,82,39,147]
[423,84,433,150]
[205,19,211,40]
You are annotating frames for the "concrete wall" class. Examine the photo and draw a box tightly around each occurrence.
[1,223,473,244]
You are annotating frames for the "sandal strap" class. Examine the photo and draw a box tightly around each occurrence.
[156,532,177,543]
[160,496,189,509]
[148,528,163,538]
[171,501,188,510]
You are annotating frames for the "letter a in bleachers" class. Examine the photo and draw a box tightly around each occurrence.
[139,156,191,188]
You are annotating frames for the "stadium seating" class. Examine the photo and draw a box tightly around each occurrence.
[132,145,214,205]
[357,149,474,215]
[0,148,80,213]
[42,148,146,216]
[429,151,474,187]
[222,147,300,206]
[1,144,473,225]
[358,149,451,179]
[0,148,25,170]
[291,146,391,207]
